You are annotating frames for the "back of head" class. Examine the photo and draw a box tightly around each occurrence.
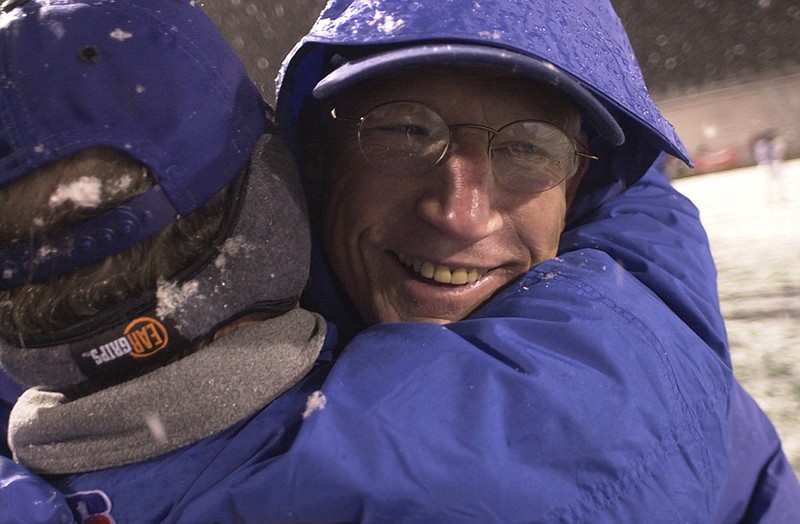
[0,146,226,336]
[0,0,311,394]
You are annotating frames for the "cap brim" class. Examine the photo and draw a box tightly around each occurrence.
[312,44,625,146]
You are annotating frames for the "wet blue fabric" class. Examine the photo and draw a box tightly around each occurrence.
[0,457,73,524]
[715,381,800,523]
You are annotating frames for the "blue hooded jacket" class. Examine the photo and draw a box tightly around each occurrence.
[4,0,798,522]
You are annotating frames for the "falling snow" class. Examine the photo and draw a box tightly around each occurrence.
[302,390,327,419]
[110,28,133,41]
[144,412,168,444]
[37,245,56,259]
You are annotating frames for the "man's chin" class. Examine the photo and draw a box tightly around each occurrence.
[398,315,453,326]
[367,300,475,325]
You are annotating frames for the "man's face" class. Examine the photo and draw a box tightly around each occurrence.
[321,67,587,324]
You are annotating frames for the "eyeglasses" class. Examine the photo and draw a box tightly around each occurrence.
[330,101,597,193]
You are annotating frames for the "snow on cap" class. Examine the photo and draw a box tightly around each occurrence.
[0,0,267,288]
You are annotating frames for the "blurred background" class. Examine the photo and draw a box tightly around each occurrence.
[200,0,799,471]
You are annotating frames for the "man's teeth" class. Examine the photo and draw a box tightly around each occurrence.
[396,252,485,285]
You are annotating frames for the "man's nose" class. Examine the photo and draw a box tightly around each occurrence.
[415,136,504,240]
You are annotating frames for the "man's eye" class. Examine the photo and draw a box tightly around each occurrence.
[492,141,549,161]
[362,124,441,155]
[367,124,433,138]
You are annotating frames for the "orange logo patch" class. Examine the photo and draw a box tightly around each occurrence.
[124,317,169,358]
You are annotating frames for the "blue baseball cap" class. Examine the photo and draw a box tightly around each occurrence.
[313,44,625,147]
[0,0,267,289]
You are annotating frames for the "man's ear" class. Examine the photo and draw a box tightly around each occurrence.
[565,132,591,208]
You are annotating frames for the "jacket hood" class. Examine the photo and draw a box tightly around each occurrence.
[276,0,691,172]
[274,0,693,335]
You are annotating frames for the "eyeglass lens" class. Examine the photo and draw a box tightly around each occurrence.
[356,101,581,193]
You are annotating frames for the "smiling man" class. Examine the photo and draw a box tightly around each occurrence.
[321,67,589,324]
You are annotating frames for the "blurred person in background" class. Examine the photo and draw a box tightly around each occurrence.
[753,130,789,204]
